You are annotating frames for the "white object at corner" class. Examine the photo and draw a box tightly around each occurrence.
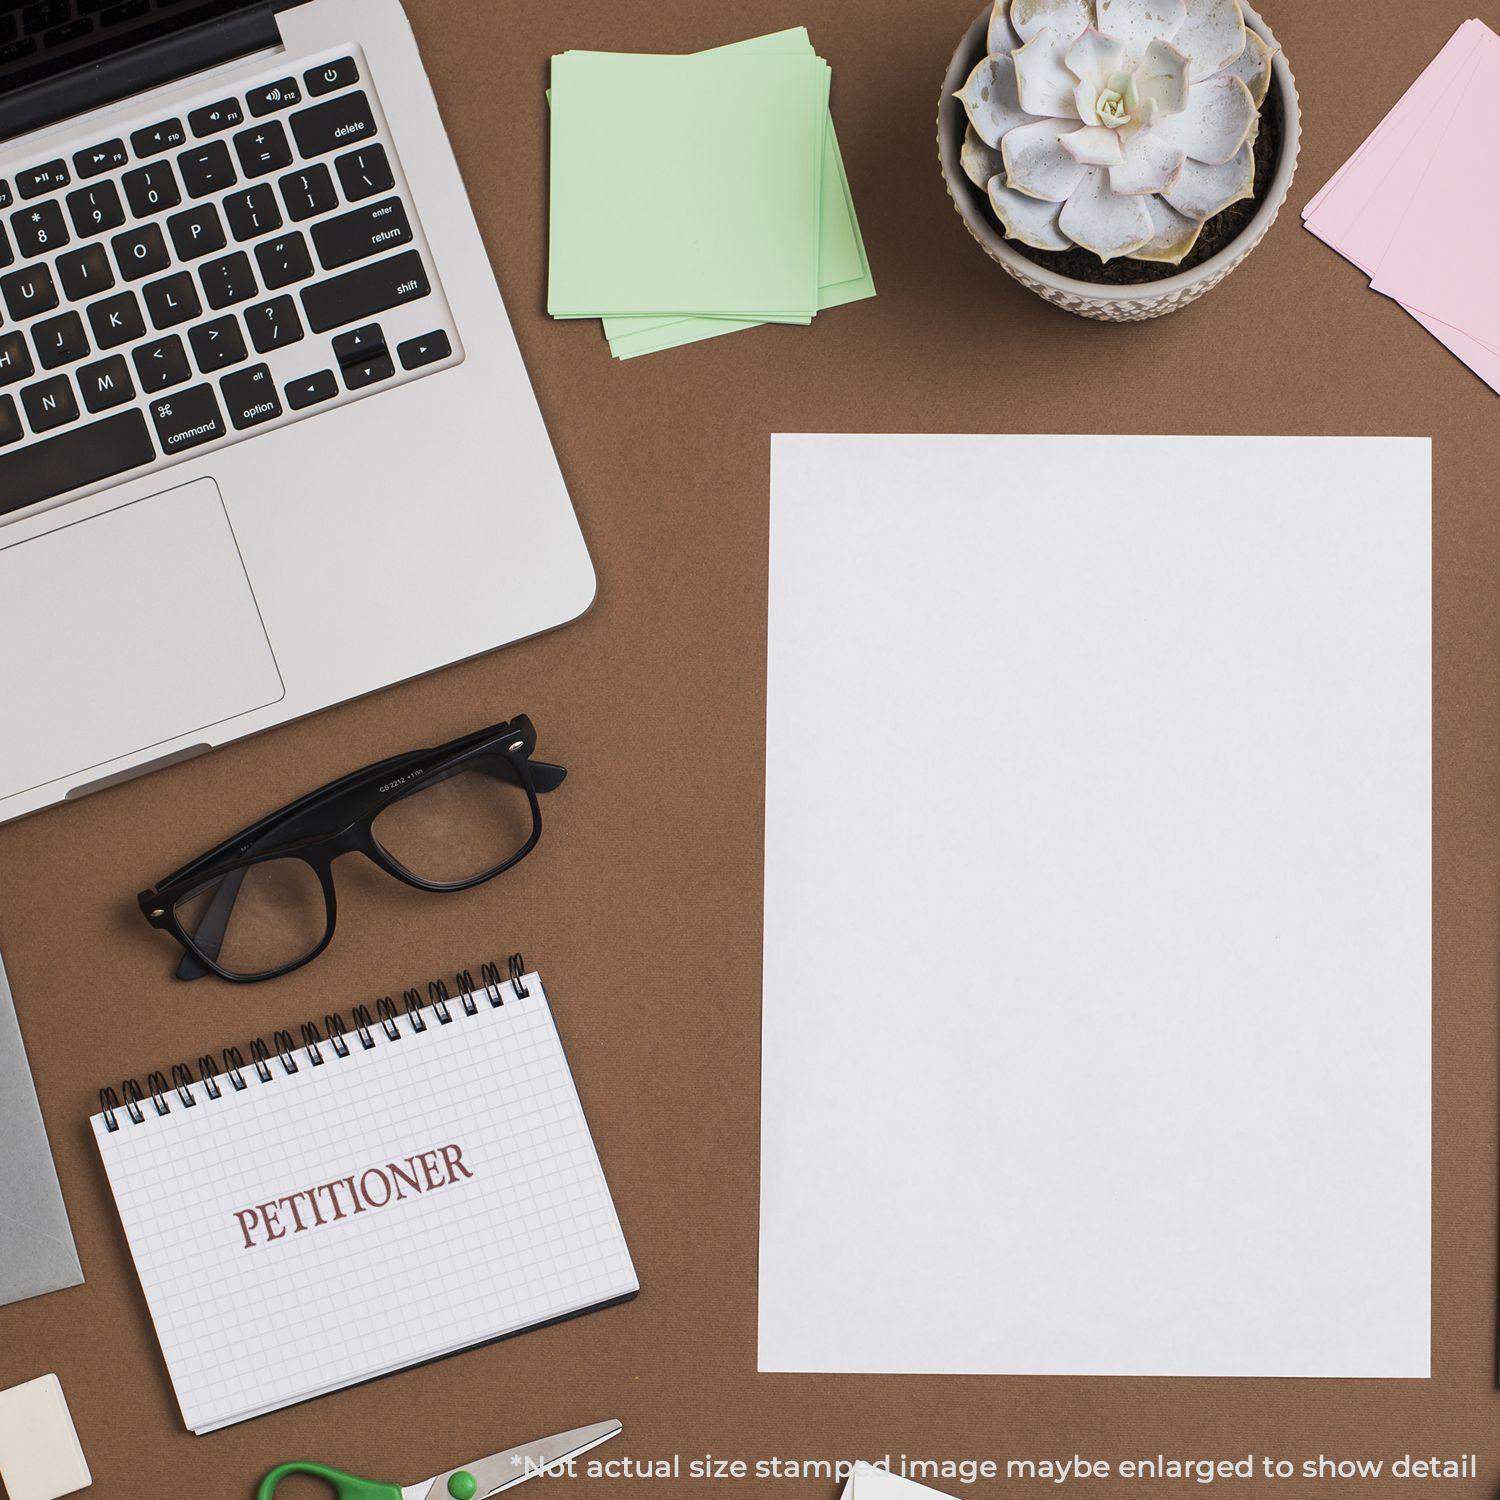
[760,433,1432,1379]
[0,1375,91,1500]
[843,1463,956,1499]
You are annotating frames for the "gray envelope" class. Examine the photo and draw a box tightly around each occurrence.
[0,949,83,1307]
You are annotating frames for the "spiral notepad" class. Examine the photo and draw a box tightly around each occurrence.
[91,959,638,1434]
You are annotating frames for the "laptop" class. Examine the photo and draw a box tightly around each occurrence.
[0,0,595,826]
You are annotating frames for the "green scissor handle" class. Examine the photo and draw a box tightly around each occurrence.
[257,1462,405,1500]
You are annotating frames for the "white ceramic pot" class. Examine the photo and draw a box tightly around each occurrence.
[938,3,1301,322]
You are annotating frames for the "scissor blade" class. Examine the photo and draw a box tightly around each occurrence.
[422,1419,623,1499]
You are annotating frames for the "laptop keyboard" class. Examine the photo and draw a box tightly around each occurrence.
[0,48,459,520]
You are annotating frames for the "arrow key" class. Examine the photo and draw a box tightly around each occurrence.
[342,351,394,391]
[398,330,451,371]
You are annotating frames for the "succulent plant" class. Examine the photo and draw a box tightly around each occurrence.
[957,0,1276,264]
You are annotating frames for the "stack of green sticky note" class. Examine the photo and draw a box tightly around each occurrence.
[547,28,874,360]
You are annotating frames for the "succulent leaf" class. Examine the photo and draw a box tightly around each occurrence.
[1132,195,1205,263]
[1107,129,1186,193]
[1222,26,1276,107]
[1065,28,1130,91]
[988,0,1022,55]
[961,124,1008,190]
[1172,0,1246,81]
[1135,38,1190,115]
[1057,166,1155,259]
[987,178,1074,250]
[1013,28,1084,118]
[1150,72,1256,163]
[1074,77,1100,124]
[1061,124,1126,166]
[1160,140,1254,217]
[1096,0,1187,57]
[1002,117,1093,201]
[959,54,1033,149]
[1010,0,1092,48]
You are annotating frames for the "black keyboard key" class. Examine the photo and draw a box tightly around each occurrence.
[16,159,69,199]
[341,349,392,390]
[56,241,114,300]
[189,98,244,137]
[167,202,226,261]
[189,314,246,373]
[398,329,451,370]
[33,310,88,369]
[279,162,336,223]
[311,196,410,271]
[0,181,10,211]
[331,323,383,364]
[254,230,312,290]
[132,334,189,393]
[335,143,394,203]
[122,159,180,217]
[244,294,301,353]
[74,139,127,178]
[77,352,133,413]
[0,409,154,517]
[221,362,281,429]
[87,288,143,348]
[112,223,169,280]
[224,183,281,241]
[248,77,301,116]
[1,263,57,320]
[0,223,10,269]
[143,270,201,330]
[132,118,185,158]
[178,141,236,200]
[0,394,19,446]
[12,200,68,256]
[149,382,224,453]
[291,91,376,159]
[305,56,359,97]
[44,17,93,46]
[300,249,429,333]
[21,374,77,432]
[0,329,34,385]
[65,179,124,237]
[21,0,67,31]
[234,121,292,178]
[200,251,256,309]
[285,369,336,410]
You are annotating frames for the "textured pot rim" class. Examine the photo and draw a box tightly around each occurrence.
[938,1,1301,302]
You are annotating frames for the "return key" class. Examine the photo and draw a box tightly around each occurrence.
[312,196,412,270]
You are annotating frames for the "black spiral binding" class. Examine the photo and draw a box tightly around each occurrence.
[98,955,524,1133]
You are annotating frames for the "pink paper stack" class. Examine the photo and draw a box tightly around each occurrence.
[1304,19,1500,394]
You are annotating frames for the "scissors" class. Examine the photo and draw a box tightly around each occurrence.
[258,1419,622,1500]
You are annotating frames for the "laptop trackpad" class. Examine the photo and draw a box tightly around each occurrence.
[0,478,284,802]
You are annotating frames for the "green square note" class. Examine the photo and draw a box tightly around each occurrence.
[602,28,875,359]
[548,51,826,319]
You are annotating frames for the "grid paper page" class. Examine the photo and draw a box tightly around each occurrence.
[92,973,637,1433]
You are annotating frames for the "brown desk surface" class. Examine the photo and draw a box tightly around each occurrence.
[0,1,1490,1495]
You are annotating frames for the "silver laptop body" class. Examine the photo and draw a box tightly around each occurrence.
[0,0,594,825]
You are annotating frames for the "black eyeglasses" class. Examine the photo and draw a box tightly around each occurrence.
[139,715,563,983]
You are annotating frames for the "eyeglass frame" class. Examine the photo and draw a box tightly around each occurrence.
[138,714,564,984]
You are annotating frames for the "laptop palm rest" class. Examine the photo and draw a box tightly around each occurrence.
[0,479,284,804]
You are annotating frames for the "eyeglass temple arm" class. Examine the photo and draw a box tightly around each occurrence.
[174,864,250,981]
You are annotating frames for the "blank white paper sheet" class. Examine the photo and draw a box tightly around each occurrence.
[760,434,1431,1378]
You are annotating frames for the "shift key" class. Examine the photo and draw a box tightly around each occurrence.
[301,249,430,333]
